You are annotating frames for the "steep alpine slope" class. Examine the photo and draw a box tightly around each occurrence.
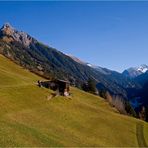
[134,71,148,86]
[0,23,140,98]
[0,54,148,147]
[0,23,105,83]
[140,81,148,106]
[133,74,148,108]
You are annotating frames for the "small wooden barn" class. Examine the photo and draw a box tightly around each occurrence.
[38,79,70,96]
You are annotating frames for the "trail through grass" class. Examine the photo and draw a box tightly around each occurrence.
[136,122,148,147]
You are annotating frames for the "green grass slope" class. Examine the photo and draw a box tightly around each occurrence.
[0,54,148,147]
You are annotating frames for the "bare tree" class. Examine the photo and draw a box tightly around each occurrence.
[111,95,127,114]
[139,106,146,121]
[105,91,113,105]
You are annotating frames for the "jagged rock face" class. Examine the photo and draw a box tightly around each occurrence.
[0,23,34,47]
[1,23,14,35]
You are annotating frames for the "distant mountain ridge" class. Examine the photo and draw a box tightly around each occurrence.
[122,65,148,111]
[122,64,148,78]
[67,54,113,75]
[0,23,141,98]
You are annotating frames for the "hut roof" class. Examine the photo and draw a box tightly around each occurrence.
[57,79,70,83]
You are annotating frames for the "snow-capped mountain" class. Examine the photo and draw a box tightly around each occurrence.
[122,64,148,78]
[86,63,93,67]
[137,64,148,73]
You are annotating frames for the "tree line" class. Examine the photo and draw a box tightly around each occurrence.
[81,78,142,118]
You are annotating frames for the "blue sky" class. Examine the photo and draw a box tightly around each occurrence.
[0,1,148,72]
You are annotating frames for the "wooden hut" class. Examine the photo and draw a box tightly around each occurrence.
[38,79,70,96]
[56,79,70,96]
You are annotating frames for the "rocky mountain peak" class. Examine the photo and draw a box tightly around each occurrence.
[1,22,13,29]
[0,22,15,36]
[0,23,34,47]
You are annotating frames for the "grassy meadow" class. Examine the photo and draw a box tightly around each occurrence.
[0,54,147,147]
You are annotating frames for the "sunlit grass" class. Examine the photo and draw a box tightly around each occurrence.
[0,54,147,146]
